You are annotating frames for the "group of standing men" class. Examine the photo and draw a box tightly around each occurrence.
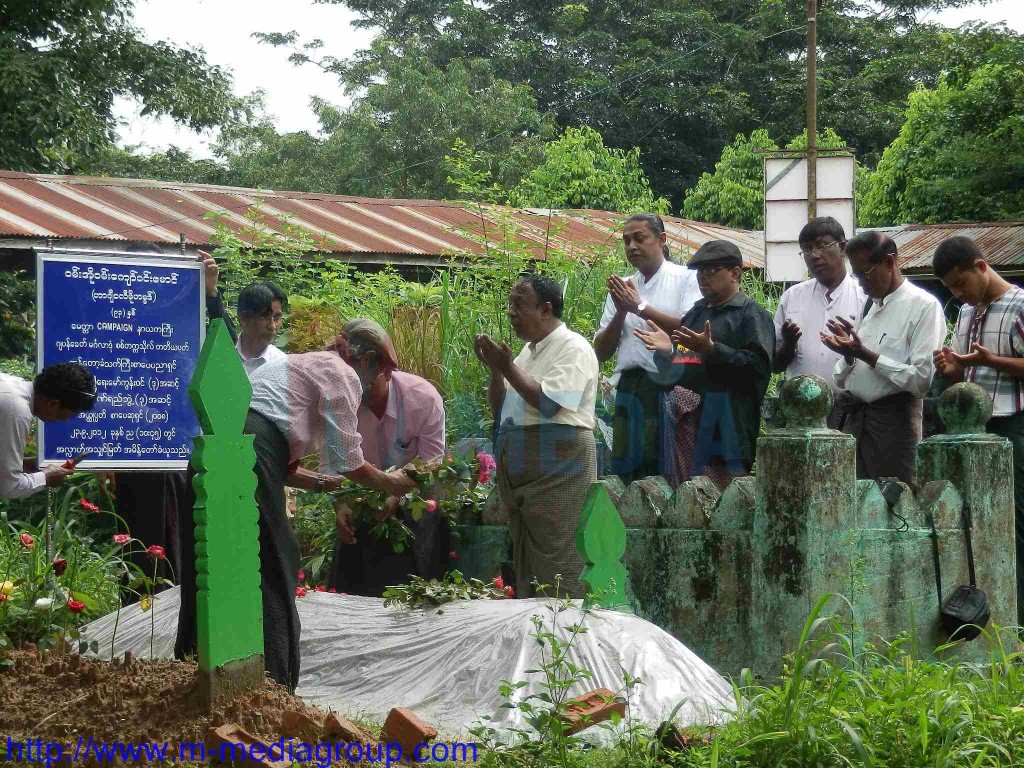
[5,211,1024,692]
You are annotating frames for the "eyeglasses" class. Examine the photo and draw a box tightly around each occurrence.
[799,240,839,259]
[852,262,879,280]
[695,265,727,276]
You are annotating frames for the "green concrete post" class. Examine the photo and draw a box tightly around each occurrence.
[188,319,264,707]
[916,382,1018,641]
[752,374,857,675]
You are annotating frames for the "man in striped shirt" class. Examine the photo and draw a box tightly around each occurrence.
[933,236,1024,624]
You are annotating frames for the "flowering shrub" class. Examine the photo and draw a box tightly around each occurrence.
[382,570,512,609]
[330,452,496,553]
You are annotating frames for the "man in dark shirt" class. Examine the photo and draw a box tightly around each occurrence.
[635,240,775,488]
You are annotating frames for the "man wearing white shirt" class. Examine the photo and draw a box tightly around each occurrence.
[476,275,599,598]
[773,217,867,427]
[0,363,96,499]
[821,231,946,486]
[595,213,703,483]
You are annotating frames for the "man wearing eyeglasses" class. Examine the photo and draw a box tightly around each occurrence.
[773,218,866,428]
[820,231,945,486]
[0,362,96,499]
[634,241,775,489]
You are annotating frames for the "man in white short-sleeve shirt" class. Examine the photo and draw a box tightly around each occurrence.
[821,231,945,486]
[594,214,702,483]
[773,217,866,427]
[475,276,599,599]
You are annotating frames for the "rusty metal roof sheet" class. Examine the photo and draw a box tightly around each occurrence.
[0,171,765,268]
[867,221,1024,274]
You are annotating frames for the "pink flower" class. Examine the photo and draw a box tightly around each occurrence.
[448,551,458,560]
[52,558,68,577]
[425,499,437,513]
[315,586,326,592]
[146,545,166,561]
[296,587,307,598]
[328,588,337,594]
[19,533,34,550]
[477,468,491,484]
[493,575,504,590]
[297,569,305,582]
[505,585,515,598]
[477,452,497,471]
[113,534,131,546]
[67,599,86,614]
[79,498,100,514]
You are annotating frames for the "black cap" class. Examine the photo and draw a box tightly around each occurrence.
[687,240,742,269]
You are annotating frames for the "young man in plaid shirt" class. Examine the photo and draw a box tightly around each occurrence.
[933,236,1024,625]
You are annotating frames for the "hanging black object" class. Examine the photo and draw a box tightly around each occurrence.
[929,504,991,641]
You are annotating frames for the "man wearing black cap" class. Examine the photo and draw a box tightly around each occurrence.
[635,241,775,489]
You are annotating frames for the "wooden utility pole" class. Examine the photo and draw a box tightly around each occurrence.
[806,0,818,219]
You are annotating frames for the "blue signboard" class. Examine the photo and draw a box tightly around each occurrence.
[37,250,205,469]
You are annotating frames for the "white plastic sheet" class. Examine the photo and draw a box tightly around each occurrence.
[82,587,732,736]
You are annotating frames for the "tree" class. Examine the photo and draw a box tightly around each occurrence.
[506,126,668,214]
[221,39,552,199]
[861,63,1024,226]
[0,0,242,173]
[682,129,870,229]
[84,145,232,185]
[300,0,1009,207]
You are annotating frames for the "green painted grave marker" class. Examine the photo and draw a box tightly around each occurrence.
[188,319,263,704]
[575,483,629,608]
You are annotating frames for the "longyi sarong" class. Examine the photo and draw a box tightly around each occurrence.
[611,368,668,484]
[494,422,597,599]
[662,387,746,491]
[834,390,922,487]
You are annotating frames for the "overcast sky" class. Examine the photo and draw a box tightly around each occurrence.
[113,0,1024,159]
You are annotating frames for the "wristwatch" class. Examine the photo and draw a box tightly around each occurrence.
[637,301,648,315]
[315,473,326,493]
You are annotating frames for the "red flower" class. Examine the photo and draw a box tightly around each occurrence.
[477,468,491,484]
[79,499,100,514]
[505,585,515,598]
[296,587,307,598]
[493,575,504,590]
[0,594,7,603]
[113,534,131,546]
[425,499,437,513]
[52,558,68,577]
[19,532,34,550]
[297,569,305,582]
[328,588,337,594]
[448,551,458,560]
[315,586,326,592]
[146,545,166,561]
[67,599,86,613]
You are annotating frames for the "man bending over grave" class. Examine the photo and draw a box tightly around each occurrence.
[328,318,447,596]
[475,275,599,599]
[0,362,96,499]
[635,240,775,490]
[175,345,416,691]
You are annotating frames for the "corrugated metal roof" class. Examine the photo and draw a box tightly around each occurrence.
[868,221,1024,274]
[0,171,766,268]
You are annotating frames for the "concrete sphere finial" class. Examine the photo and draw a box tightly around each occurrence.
[938,382,992,435]
[779,374,833,429]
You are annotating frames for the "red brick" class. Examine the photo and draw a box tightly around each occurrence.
[381,707,438,756]
[281,709,321,741]
[559,688,626,735]
[324,712,376,744]
[207,724,291,768]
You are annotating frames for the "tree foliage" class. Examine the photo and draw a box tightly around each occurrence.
[861,56,1024,225]
[0,0,242,173]
[302,0,998,207]
[506,126,668,214]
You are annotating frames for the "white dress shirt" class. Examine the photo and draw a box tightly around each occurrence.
[0,373,46,499]
[774,276,867,389]
[504,323,599,429]
[236,335,287,378]
[834,279,946,402]
[597,260,703,385]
